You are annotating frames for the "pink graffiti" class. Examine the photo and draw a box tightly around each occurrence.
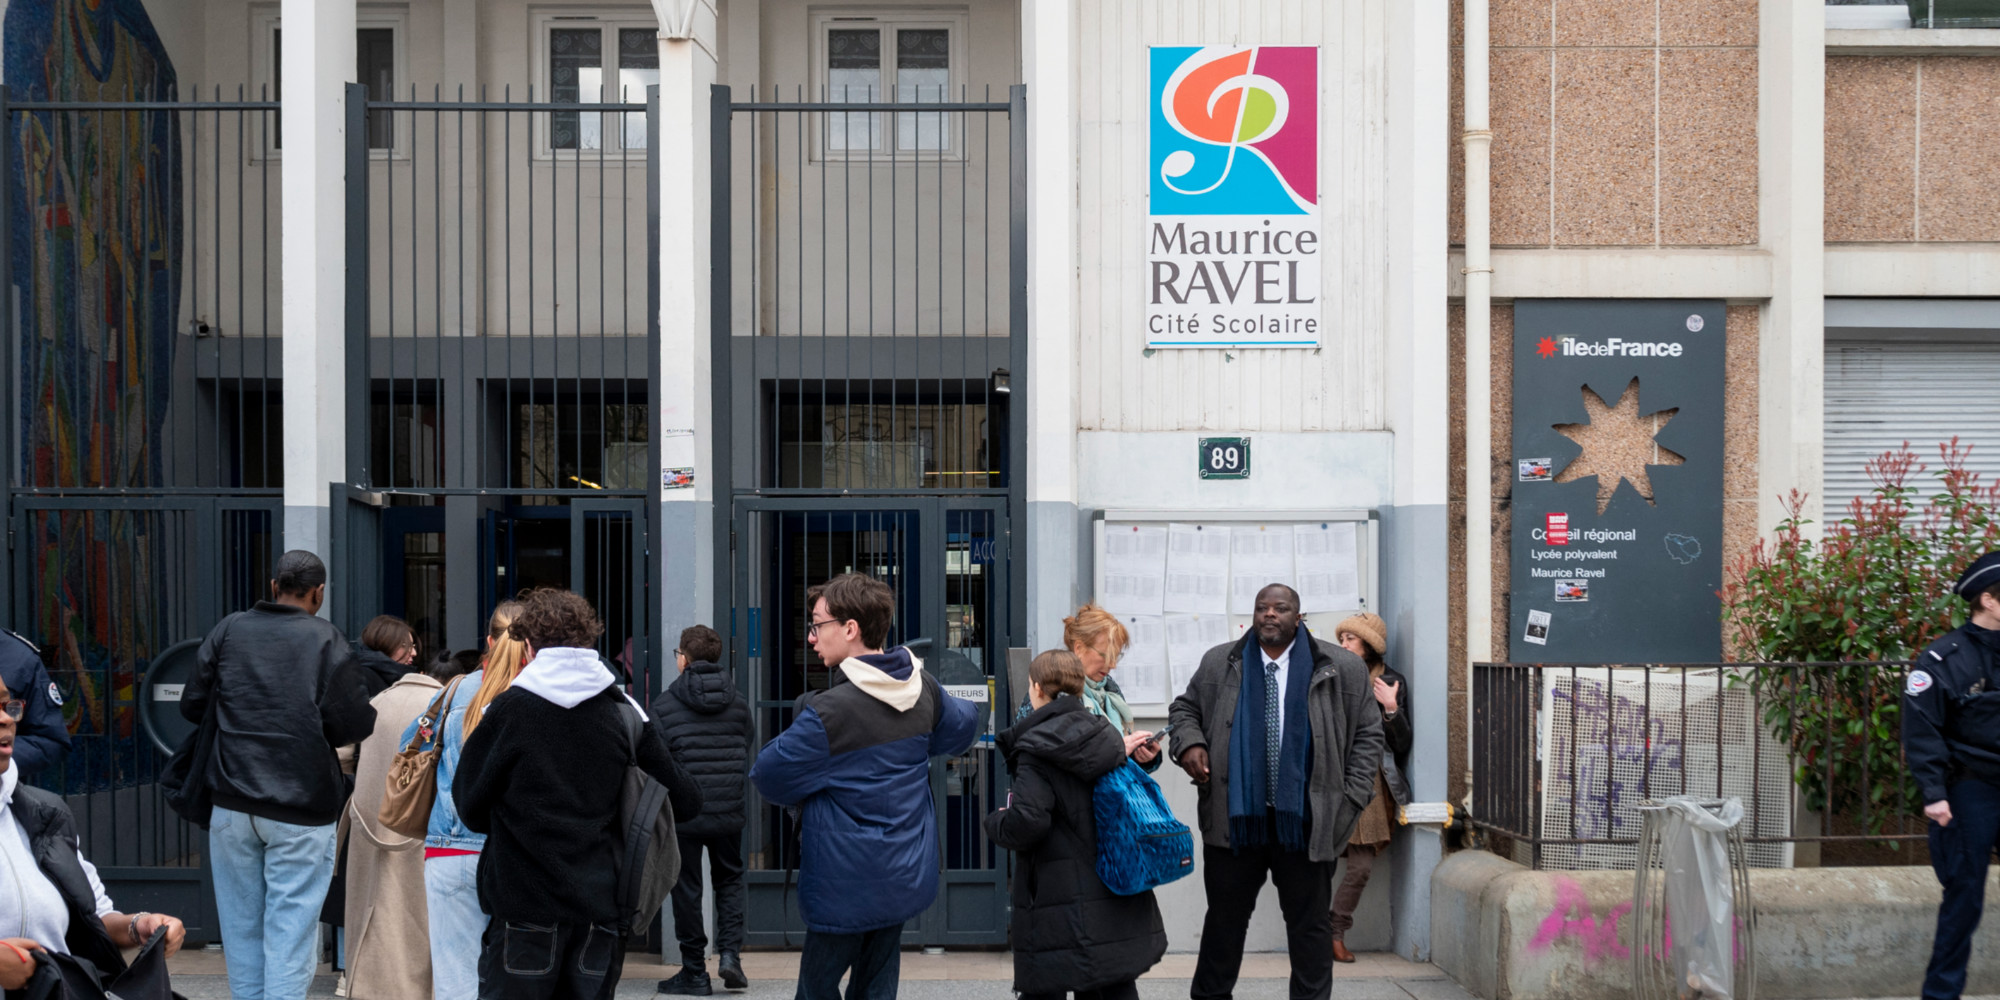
[1528,877,1632,963]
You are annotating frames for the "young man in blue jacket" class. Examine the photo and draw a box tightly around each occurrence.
[750,573,979,1000]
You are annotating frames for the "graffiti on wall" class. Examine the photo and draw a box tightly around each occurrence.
[1528,876,1632,964]
[6,0,180,793]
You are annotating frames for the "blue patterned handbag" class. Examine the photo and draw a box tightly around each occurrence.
[1093,758,1195,895]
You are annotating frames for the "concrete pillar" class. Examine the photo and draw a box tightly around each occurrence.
[652,0,719,641]
[280,0,356,562]
[1384,0,1453,960]
[1759,0,1827,533]
[1021,0,1077,653]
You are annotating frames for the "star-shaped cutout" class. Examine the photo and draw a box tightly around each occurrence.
[1536,336,1558,359]
[1552,378,1684,515]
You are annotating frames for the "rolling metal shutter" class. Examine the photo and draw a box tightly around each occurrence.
[1824,342,2000,519]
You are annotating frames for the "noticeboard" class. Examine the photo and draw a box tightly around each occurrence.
[1090,509,1379,709]
[1508,300,1724,662]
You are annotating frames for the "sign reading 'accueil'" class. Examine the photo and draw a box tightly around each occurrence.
[1147,46,1320,349]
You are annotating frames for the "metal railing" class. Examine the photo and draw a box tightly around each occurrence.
[1473,661,1924,870]
[716,86,1022,497]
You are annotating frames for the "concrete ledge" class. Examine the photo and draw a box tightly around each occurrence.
[1828,28,2000,54]
[1445,249,1773,301]
[1827,244,2000,297]
[1430,850,2000,999]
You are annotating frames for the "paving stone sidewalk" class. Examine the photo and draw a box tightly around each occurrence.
[164,949,1478,999]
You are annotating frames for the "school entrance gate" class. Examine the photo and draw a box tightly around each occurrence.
[711,85,1028,947]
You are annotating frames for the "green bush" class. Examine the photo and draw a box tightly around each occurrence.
[1720,439,2000,830]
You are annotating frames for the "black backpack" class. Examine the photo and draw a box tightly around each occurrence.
[613,702,680,935]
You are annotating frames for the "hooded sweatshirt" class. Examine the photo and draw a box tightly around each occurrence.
[651,659,754,836]
[750,647,981,933]
[452,646,702,924]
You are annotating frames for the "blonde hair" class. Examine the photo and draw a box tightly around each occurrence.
[464,600,529,738]
[1062,604,1129,667]
[1029,649,1086,699]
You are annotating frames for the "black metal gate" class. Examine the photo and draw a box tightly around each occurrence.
[711,85,1028,946]
[2,88,285,943]
[335,84,661,688]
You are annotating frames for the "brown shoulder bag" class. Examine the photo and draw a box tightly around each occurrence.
[378,675,467,838]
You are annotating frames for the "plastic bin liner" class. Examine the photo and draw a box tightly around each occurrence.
[1658,796,1743,1000]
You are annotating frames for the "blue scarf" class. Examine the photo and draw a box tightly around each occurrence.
[1227,625,1314,852]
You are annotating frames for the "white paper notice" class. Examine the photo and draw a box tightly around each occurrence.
[1166,613,1234,696]
[1100,524,1169,616]
[1164,523,1231,615]
[1524,609,1552,646]
[1118,614,1169,704]
[1229,525,1297,615]
[1294,521,1361,613]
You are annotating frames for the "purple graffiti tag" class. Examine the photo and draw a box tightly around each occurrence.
[1527,877,1633,963]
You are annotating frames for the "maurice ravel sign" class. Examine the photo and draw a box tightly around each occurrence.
[1147,46,1321,349]
[1509,300,1724,663]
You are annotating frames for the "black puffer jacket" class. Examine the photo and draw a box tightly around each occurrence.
[13,783,127,978]
[181,602,378,826]
[652,660,754,836]
[985,697,1167,994]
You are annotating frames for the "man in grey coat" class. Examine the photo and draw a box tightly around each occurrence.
[1167,584,1384,1000]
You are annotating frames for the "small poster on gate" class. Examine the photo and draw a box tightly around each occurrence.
[1523,609,1552,645]
[1518,457,1552,482]
[1554,578,1589,602]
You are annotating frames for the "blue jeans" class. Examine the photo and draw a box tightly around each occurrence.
[208,806,338,1000]
[427,853,488,1000]
[796,926,902,1000]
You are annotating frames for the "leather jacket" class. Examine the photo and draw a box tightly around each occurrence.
[181,602,378,826]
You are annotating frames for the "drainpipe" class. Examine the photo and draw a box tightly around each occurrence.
[1462,0,1492,801]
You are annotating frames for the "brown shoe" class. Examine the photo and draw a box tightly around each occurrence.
[1332,939,1356,963]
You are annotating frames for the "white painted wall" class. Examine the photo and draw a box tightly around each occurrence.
[1072,0,1388,433]
[1077,429,1399,952]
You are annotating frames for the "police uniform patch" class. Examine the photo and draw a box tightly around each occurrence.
[46,681,61,706]
[1909,670,1935,696]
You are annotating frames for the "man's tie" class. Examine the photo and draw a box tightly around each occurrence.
[1265,661,1282,808]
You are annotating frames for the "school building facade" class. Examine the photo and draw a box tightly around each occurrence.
[2,0,1996,965]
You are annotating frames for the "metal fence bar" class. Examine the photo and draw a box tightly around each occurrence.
[1472,661,1927,870]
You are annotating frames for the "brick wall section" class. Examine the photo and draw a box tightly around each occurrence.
[1828,55,2000,243]
[1448,0,1759,247]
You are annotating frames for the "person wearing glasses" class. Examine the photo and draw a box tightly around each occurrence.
[0,627,69,780]
[751,573,980,1000]
[0,676,189,993]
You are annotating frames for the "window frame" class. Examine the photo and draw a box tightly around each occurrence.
[529,9,661,161]
[808,9,971,162]
[250,4,413,160]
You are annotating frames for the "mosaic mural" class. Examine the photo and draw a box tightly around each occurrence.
[6,0,181,794]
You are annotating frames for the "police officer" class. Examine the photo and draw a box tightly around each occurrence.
[1905,550,2000,1000]
[0,628,70,779]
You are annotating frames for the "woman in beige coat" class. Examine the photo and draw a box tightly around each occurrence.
[341,666,448,999]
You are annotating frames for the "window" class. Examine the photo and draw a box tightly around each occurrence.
[534,13,659,154]
[253,6,409,154]
[813,12,968,156]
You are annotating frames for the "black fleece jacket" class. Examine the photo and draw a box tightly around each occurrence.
[650,660,754,837]
[454,684,703,924]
